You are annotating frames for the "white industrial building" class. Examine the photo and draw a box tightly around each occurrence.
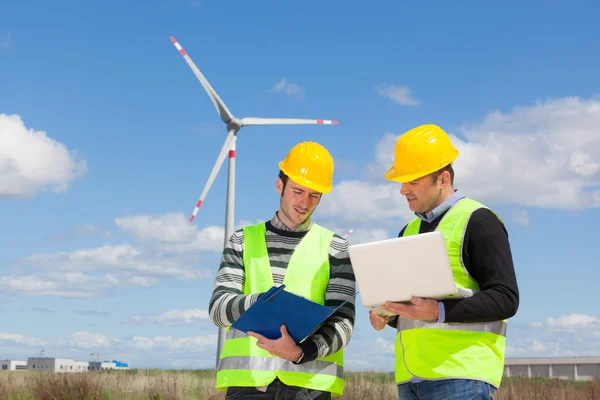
[0,360,27,371]
[504,357,600,380]
[27,357,90,373]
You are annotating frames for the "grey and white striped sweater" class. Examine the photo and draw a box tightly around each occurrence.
[208,212,356,363]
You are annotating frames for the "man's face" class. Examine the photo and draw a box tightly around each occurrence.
[276,177,322,227]
[399,173,443,214]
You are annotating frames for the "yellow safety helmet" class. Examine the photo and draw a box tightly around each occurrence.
[279,141,334,194]
[384,124,458,183]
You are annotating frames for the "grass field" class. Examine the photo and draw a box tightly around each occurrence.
[1,369,599,399]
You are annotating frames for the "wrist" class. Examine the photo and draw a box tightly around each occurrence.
[292,347,303,363]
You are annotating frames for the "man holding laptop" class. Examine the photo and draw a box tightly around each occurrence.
[370,124,520,400]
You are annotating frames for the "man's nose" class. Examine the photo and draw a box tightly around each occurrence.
[298,193,310,208]
[400,183,410,195]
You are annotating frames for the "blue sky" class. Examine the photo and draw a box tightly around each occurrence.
[1,0,600,370]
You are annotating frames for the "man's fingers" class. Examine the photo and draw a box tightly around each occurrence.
[248,331,270,344]
[280,325,289,337]
[411,296,425,306]
[383,302,405,314]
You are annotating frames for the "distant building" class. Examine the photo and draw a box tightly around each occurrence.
[89,360,129,372]
[23,357,129,373]
[0,360,27,371]
[27,357,89,373]
[504,357,600,381]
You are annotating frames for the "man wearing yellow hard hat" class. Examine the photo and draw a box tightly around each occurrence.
[370,124,519,400]
[208,141,356,399]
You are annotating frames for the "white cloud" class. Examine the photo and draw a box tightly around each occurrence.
[132,334,218,352]
[324,224,392,245]
[0,332,47,347]
[320,96,600,229]
[0,329,219,368]
[504,313,600,358]
[19,244,207,280]
[0,113,87,198]
[544,314,600,330]
[512,209,530,228]
[6,210,228,298]
[49,224,111,243]
[6,241,211,298]
[0,273,116,298]
[127,276,158,287]
[271,78,304,100]
[376,84,420,106]
[319,180,413,225]
[64,331,120,349]
[530,339,547,352]
[454,96,600,209]
[128,309,209,326]
[341,333,397,372]
[115,213,224,253]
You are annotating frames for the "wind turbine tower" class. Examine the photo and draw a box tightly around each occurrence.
[169,36,339,367]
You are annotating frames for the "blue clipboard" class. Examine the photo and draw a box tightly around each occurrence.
[231,284,357,343]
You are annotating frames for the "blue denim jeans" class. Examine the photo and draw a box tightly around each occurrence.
[398,379,496,400]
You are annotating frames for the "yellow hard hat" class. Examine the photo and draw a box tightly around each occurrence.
[384,124,459,183]
[279,141,334,194]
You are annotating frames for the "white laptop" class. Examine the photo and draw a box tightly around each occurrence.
[347,231,462,316]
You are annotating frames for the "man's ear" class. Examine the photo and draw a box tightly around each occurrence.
[276,178,284,195]
[440,171,451,188]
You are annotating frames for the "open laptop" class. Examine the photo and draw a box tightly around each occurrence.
[347,231,462,316]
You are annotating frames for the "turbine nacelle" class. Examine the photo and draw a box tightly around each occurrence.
[226,118,243,133]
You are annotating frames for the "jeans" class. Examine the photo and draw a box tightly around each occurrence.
[398,379,496,400]
[225,378,331,400]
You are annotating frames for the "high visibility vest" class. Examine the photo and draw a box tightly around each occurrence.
[395,197,507,388]
[216,222,345,396]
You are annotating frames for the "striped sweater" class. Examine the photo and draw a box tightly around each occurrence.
[208,212,356,363]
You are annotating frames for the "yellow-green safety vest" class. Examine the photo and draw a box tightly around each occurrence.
[216,222,345,396]
[395,197,507,388]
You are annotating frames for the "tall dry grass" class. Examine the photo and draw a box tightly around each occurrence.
[0,369,599,399]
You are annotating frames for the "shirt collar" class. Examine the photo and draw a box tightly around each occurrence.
[416,189,464,223]
[271,211,313,232]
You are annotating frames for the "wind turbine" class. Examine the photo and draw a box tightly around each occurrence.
[169,36,339,367]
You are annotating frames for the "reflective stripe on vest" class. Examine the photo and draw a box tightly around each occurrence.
[395,198,507,388]
[216,222,345,396]
[219,356,343,378]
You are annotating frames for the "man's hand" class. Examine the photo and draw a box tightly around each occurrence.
[369,310,392,331]
[381,297,439,321]
[248,325,302,362]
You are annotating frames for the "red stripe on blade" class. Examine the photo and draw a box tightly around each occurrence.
[229,150,236,158]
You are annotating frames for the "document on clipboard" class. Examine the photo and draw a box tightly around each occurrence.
[348,231,462,316]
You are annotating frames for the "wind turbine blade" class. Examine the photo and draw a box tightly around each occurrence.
[189,131,237,223]
[240,117,339,126]
[170,36,234,124]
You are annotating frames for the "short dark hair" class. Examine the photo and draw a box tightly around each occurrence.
[431,164,454,185]
[278,170,288,184]
[278,170,288,195]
